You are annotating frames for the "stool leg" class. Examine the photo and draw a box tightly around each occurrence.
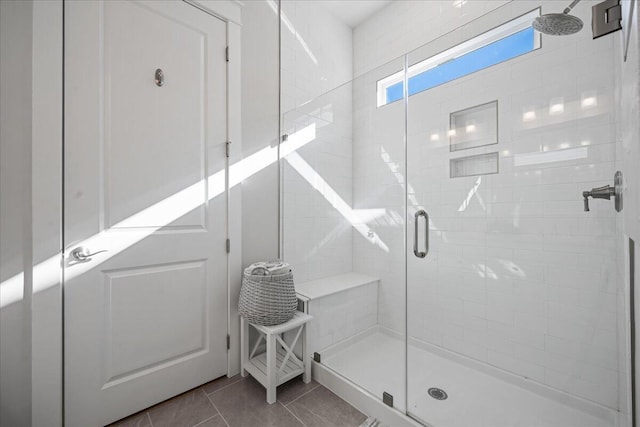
[240,317,248,377]
[266,332,277,404]
[302,323,311,384]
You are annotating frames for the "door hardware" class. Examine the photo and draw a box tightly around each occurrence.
[155,68,164,87]
[70,247,108,262]
[413,210,429,258]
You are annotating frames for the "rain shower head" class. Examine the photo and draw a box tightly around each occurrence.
[533,13,583,35]
[533,0,584,36]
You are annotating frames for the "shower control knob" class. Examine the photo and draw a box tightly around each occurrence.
[582,171,623,212]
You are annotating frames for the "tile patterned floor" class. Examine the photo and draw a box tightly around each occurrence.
[108,374,367,427]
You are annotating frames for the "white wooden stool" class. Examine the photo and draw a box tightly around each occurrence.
[240,311,313,404]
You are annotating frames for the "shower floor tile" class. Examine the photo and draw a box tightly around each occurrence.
[322,327,616,427]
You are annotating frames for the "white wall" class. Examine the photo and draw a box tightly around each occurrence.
[241,0,280,268]
[1,1,34,425]
[614,0,640,421]
[616,0,640,245]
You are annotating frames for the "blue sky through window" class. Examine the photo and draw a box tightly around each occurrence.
[385,27,536,105]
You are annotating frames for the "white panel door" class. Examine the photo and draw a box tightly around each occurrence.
[64,1,228,425]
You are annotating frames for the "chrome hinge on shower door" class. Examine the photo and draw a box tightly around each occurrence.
[225,141,231,158]
[592,0,622,39]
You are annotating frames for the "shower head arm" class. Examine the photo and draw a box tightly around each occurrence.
[563,0,581,14]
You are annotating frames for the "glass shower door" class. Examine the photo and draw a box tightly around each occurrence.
[281,56,407,412]
[405,1,623,426]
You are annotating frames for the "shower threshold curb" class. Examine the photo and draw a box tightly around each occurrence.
[312,361,425,427]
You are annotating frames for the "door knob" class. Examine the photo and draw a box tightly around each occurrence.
[70,246,108,262]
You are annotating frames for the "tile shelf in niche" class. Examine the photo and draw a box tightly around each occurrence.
[450,152,499,178]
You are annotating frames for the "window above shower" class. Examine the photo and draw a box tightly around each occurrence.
[376,8,541,107]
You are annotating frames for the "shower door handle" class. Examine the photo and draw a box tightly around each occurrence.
[413,210,429,258]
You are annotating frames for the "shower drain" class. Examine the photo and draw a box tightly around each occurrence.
[428,387,448,400]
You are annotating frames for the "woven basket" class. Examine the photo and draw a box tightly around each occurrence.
[238,265,297,326]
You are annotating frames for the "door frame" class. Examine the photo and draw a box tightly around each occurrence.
[29,1,243,426]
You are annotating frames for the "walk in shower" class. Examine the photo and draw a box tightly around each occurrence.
[282,1,631,426]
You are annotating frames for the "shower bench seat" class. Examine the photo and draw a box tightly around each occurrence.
[295,272,379,359]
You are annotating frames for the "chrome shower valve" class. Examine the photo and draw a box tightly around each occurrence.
[582,171,623,212]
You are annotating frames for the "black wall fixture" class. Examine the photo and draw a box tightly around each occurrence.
[592,0,623,38]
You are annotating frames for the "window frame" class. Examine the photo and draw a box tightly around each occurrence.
[376,8,542,108]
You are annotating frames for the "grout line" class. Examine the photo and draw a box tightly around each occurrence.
[283,383,321,407]
[146,411,154,427]
[205,376,245,397]
[204,389,230,427]
[201,389,220,416]
[192,414,219,427]
[287,386,362,425]
[280,401,307,427]
[295,401,332,425]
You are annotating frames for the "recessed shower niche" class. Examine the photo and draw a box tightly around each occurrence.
[449,100,498,152]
